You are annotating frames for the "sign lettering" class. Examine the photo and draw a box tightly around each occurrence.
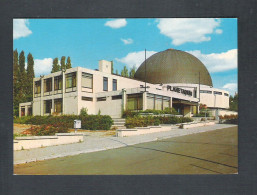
[167,85,192,96]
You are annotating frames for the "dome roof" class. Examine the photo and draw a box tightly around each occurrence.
[134,49,213,86]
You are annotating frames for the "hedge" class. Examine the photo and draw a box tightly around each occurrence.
[125,116,192,128]
[122,108,179,118]
[14,115,113,130]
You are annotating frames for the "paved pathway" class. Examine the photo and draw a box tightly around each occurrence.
[14,124,237,164]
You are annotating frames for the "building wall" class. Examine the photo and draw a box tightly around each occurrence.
[28,62,230,117]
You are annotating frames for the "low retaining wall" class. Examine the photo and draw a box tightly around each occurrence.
[181,121,216,129]
[14,133,84,150]
[116,121,216,137]
[116,125,176,137]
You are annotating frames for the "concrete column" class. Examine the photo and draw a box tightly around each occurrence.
[122,89,127,111]
[76,68,81,115]
[19,104,21,117]
[170,97,173,109]
[62,70,66,114]
[40,77,44,116]
[142,92,147,110]
[25,105,28,116]
[51,77,55,114]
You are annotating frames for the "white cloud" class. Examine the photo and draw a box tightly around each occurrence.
[121,38,133,45]
[115,50,157,68]
[13,19,32,39]
[104,19,127,29]
[215,29,223,34]
[34,58,53,76]
[187,49,237,73]
[156,18,221,45]
[223,83,238,95]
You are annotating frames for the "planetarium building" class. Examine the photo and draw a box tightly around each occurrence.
[19,49,230,118]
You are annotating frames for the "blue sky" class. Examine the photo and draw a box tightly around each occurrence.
[13,18,237,95]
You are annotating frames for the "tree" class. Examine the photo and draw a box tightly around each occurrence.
[115,69,119,75]
[229,93,238,111]
[13,49,19,116]
[13,49,19,84]
[66,56,72,69]
[129,66,136,78]
[26,53,35,101]
[18,51,26,96]
[61,56,66,70]
[121,66,129,77]
[51,57,60,73]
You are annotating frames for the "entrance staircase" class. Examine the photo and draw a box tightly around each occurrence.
[111,118,126,130]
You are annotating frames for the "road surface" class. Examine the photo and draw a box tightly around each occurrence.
[14,126,238,175]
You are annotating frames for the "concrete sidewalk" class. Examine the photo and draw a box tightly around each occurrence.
[14,124,237,165]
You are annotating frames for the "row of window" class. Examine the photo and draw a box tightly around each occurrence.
[200,90,229,96]
[81,95,122,102]
[44,99,62,114]
[35,72,118,97]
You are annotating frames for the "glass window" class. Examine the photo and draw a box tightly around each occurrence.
[54,76,62,90]
[200,90,212,94]
[112,95,122,100]
[34,81,41,94]
[214,91,222,95]
[147,93,155,110]
[127,94,143,111]
[82,73,93,89]
[224,93,229,96]
[155,95,162,110]
[54,99,62,113]
[44,100,52,114]
[97,97,106,101]
[103,77,108,91]
[82,96,93,101]
[66,72,76,88]
[44,78,52,92]
[163,97,170,110]
[113,79,117,91]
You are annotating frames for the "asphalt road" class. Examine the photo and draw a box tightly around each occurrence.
[14,126,238,175]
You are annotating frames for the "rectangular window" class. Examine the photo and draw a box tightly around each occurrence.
[112,95,122,100]
[21,106,25,117]
[97,97,106,101]
[200,90,212,94]
[66,72,77,88]
[54,76,62,90]
[82,96,93,101]
[224,93,229,96]
[27,106,32,116]
[103,77,108,91]
[82,73,93,89]
[155,95,162,110]
[214,91,222,95]
[163,96,170,110]
[44,78,52,92]
[113,79,117,91]
[44,100,52,114]
[147,93,155,110]
[127,93,143,111]
[54,99,62,113]
[34,81,41,95]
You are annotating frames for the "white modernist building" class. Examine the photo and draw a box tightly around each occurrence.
[19,49,230,118]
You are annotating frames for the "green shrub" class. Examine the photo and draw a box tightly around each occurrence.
[15,114,113,130]
[13,116,32,124]
[125,116,191,128]
[194,112,210,117]
[122,110,139,118]
[80,107,88,116]
[139,108,179,115]
[30,123,69,136]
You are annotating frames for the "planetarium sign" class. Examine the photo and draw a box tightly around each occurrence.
[167,85,193,96]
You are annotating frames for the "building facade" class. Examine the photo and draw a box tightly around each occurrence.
[19,49,230,118]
